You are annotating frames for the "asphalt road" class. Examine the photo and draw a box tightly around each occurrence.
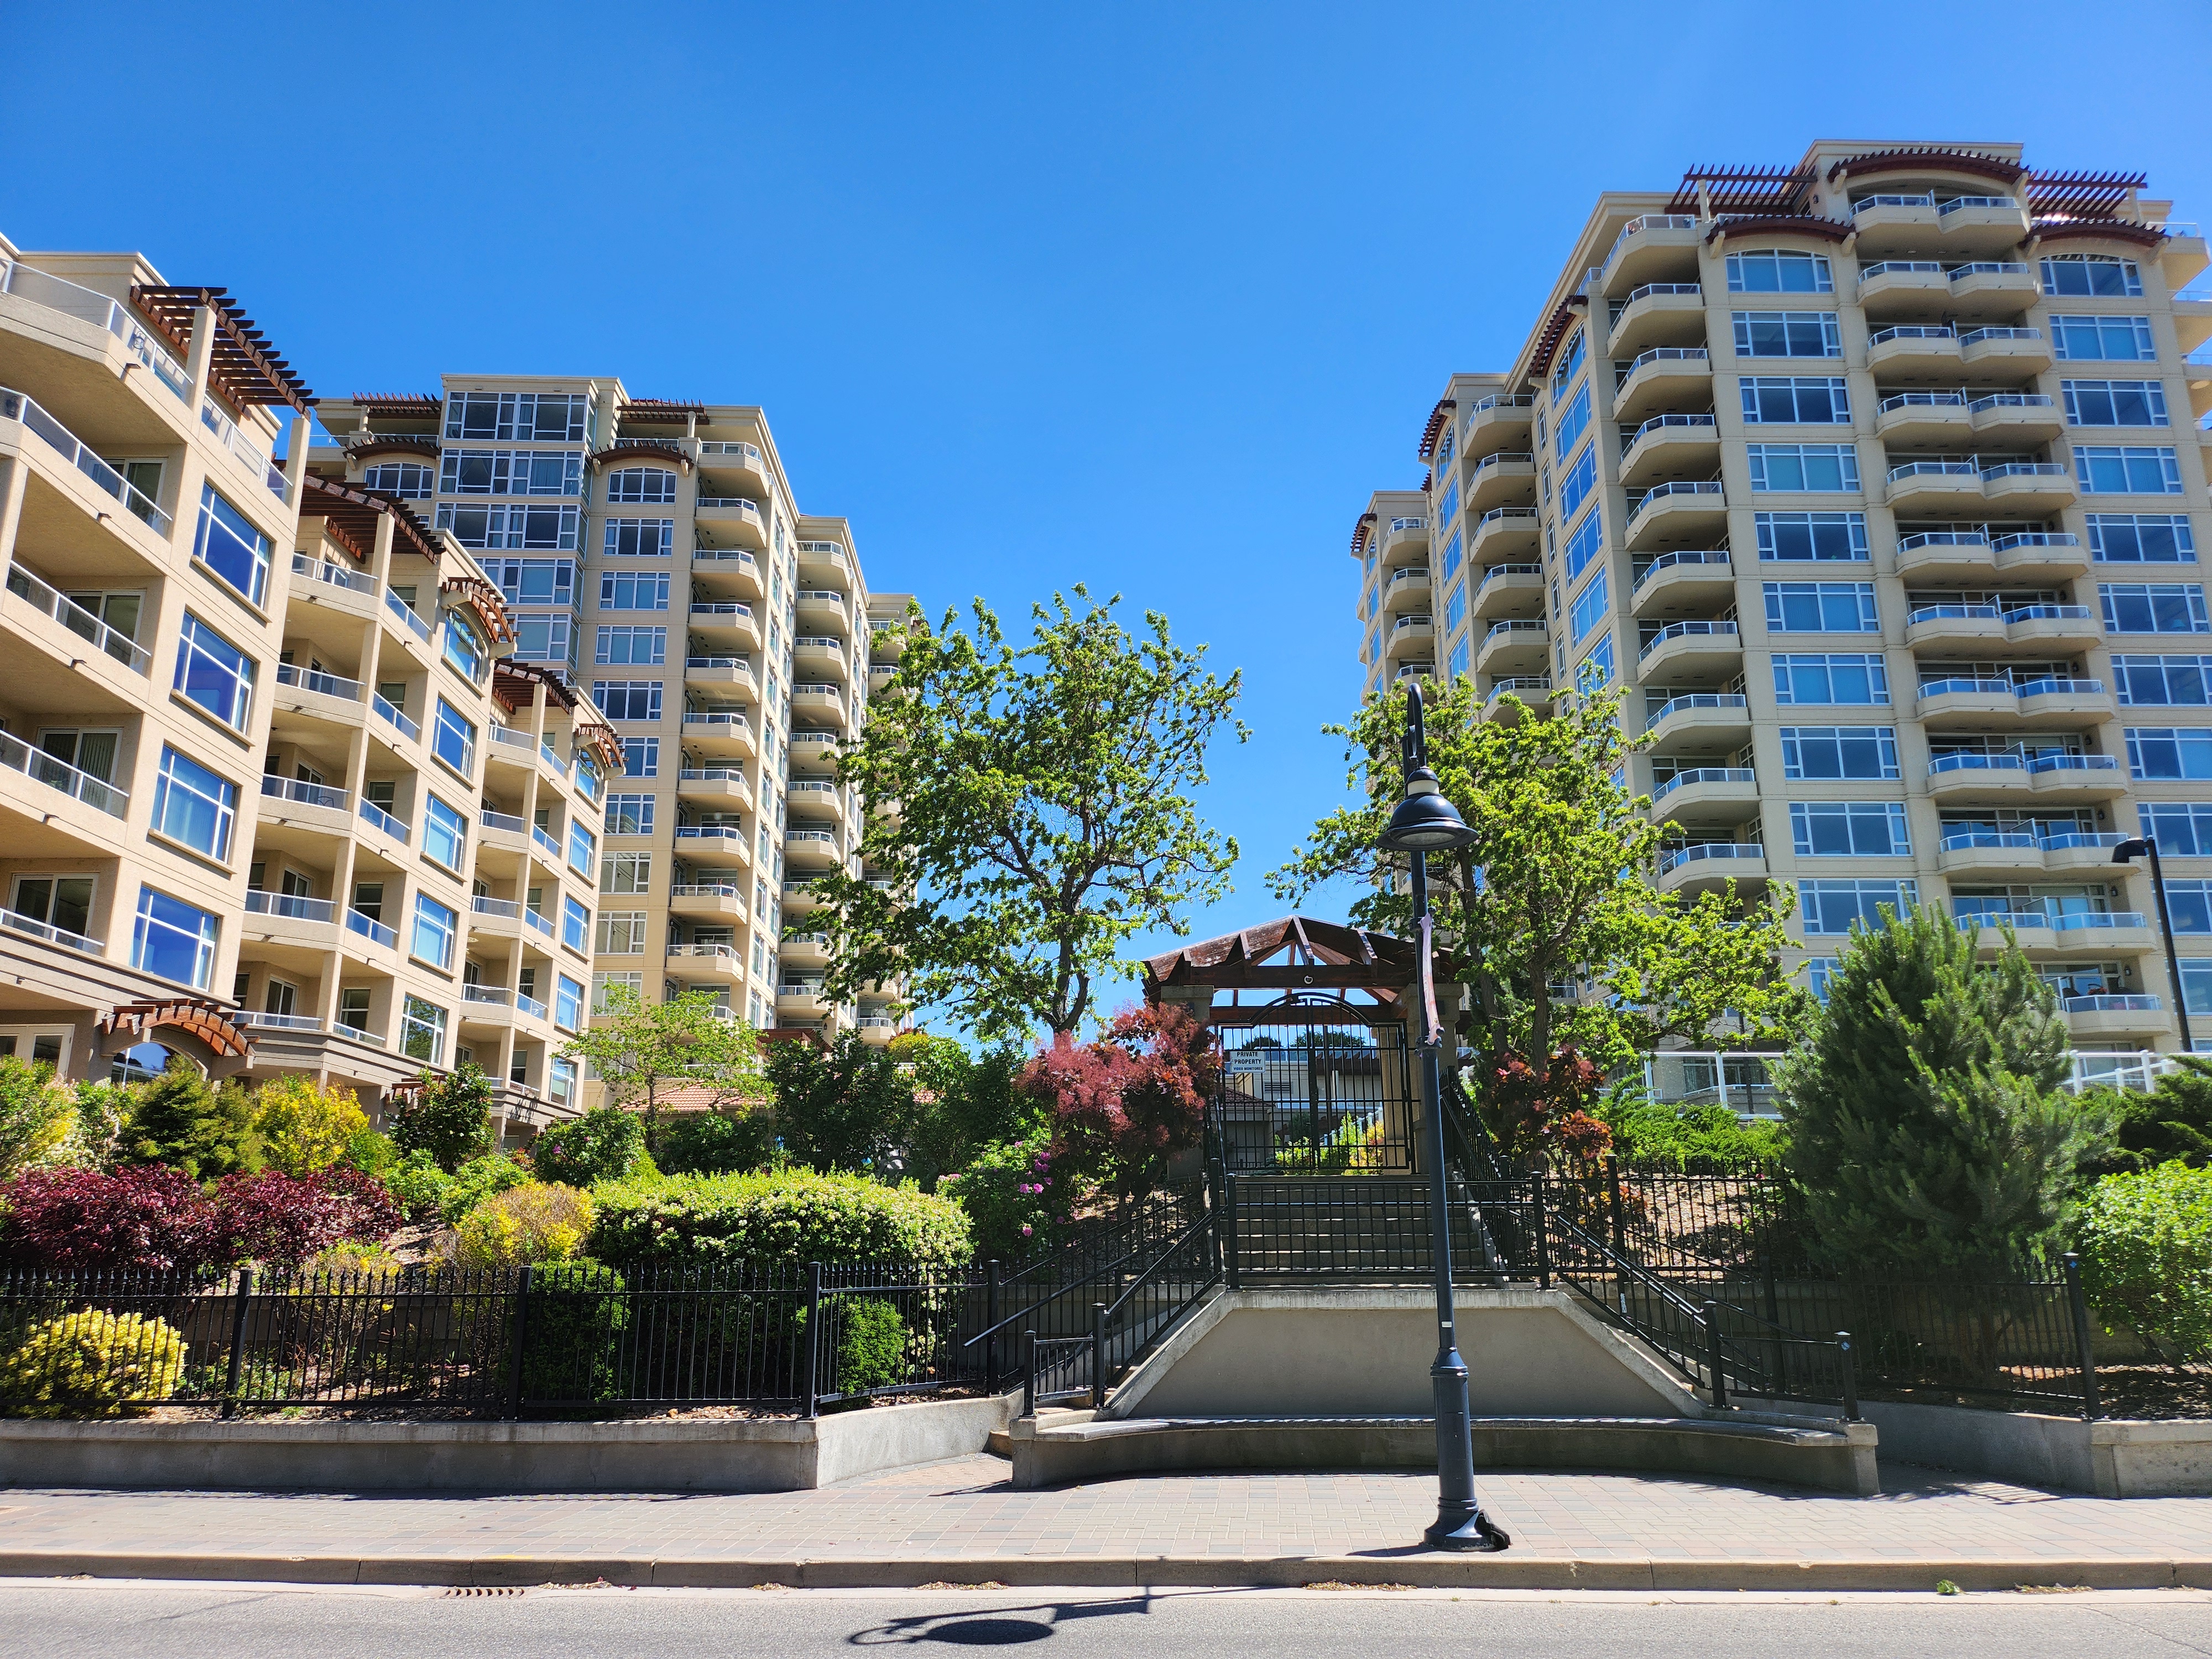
[4,1580,2210,1658]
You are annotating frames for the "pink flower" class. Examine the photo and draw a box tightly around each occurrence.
[1020,1224,1034,1237]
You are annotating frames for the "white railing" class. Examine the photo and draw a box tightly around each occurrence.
[4,563,151,672]
[1627,480,1724,524]
[689,602,754,622]
[0,259,189,400]
[1854,194,1937,213]
[260,774,349,811]
[1639,620,1738,660]
[0,903,103,956]
[1468,451,1532,477]
[200,395,270,482]
[683,713,754,737]
[1624,414,1717,450]
[697,497,764,519]
[1651,767,1755,802]
[1600,214,1697,277]
[1938,195,2020,215]
[792,682,843,702]
[1867,325,1957,347]
[238,1010,324,1032]
[1646,692,1748,728]
[794,589,848,609]
[0,385,173,534]
[1621,347,1709,375]
[291,551,377,594]
[1647,1047,2191,1118]
[670,883,743,900]
[245,890,337,924]
[697,441,763,465]
[692,547,759,568]
[1658,842,1764,875]
[0,727,126,817]
[276,661,364,702]
[1633,551,1729,589]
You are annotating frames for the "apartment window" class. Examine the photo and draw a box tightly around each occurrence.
[511,613,573,664]
[2114,655,2212,706]
[410,894,458,970]
[623,736,660,777]
[1439,528,1462,581]
[132,886,217,990]
[562,895,590,952]
[173,612,256,731]
[605,467,678,504]
[481,557,576,605]
[1726,250,1833,294]
[555,974,585,1031]
[1763,582,1878,633]
[2063,380,2169,428]
[361,462,433,499]
[595,625,667,666]
[1780,726,1900,780]
[594,970,646,1009]
[1554,381,1590,461]
[568,820,597,876]
[1731,311,1840,358]
[596,912,648,955]
[2088,514,2195,564]
[2041,255,2142,298]
[336,988,371,1034]
[442,614,488,681]
[1577,630,1615,691]
[1754,510,1866,563]
[1798,878,1918,936]
[146,745,237,862]
[2101,583,2209,634]
[594,681,662,722]
[549,1055,579,1106]
[2126,728,2212,779]
[605,793,655,834]
[602,852,652,894]
[423,795,468,872]
[2049,315,2156,361]
[1551,330,1585,398]
[2074,446,2182,494]
[1773,654,1890,706]
[603,518,676,557]
[2140,803,2212,854]
[1790,801,1911,857]
[399,995,447,1065]
[1441,580,1465,635]
[432,696,477,776]
[1448,636,1469,680]
[192,483,271,606]
[1437,476,1459,530]
[1741,377,1849,424]
[438,448,583,497]
[436,503,580,550]
[1563,509,1601,581]
[600,571,671,612]
[1558,443,1596,522]
[1747,444,1859,493]
[1569,568,1608,644]
[444,391,587,442]
[11,875,94,941]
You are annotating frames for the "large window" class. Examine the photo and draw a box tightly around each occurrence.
[1569,568,1608,644]
[410,894,458,969]
[361,461,433,499]
[1741,377,1849,424]
[399,995,447,1065]
[1772,654,1890,706]
[623,736,660,777]
[2088,514,2196,564]
[1747,444,1859,492]
[423,794,468,872]
[1798,878,1918,936]
[2140,802,2212,854]
[1448,636,1469,680]
[2114,655,2212,706]
[2049,314,2156,361]
[436,503,580,550]
[1790,801,1910,857]
[2074,446,2182,494]
[2161,881,2212,932]
[1554,382,1589,461]
[605,467,678,504]
[2063,380,2169,427]
[511,614,574,664]
[568,820,596,876]
[596,912,648,954]
[1436,476,1459,530]
[151,747,237,860]
[1443,578,1465,634]
[438,449,582,497]
[481,557,576,605]
[1763,581,1878,633]
[1726,250,1833,293]
[1558,443,1597,521]
[605,793,655,834]
[1562,509,1601,581]
[594,971,646,1009]
[601,571,671,611]
[562,895,590,953]
[603,518,676,557]
[2101,583,2209,635]
[2125,728,2212,779]
[2041,256,2142,298]
[132,886,217,989]
[444,391,588,442]
[594,680,662,722]
[555,974,585,1031]
[442,614,487,681]
[192,483,271,606]
[1755,511,1867,562]
[432,697,477,775]
[1551,330,1585,397]
[1780,726,1899,780]
[1438,528,1462,581]
[1577,631,1615,691]
[1731,311,1840,358]
[594,625,667,666]
[601,852,653,893]
[173,613,256,731]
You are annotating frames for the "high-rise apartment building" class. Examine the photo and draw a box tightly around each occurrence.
[1353,142,2212,1053]
[0,232,607,1136]
[310,381,910,1047]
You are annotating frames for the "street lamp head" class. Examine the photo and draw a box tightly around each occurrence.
[2114,837,2152,865]
[1380,767,1478,853]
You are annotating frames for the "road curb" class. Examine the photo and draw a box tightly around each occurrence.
[2,1551,2206,1592]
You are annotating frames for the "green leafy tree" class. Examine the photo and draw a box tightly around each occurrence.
[2077,1161,2212,1360]
[118,1059,260,1180]
[530,1105,653,1187]
[388,1065,495,1173]
[894,1034,1039,1188]
[655,1107,778,1177]
[815,589,1247,1042]
[251,1076,369,1177]
[561,985,770,1151]
[767,1032,918,1175]
[0,1057,75,1180]
[1777,902,2111,1271]
[1272,681,1803,1068]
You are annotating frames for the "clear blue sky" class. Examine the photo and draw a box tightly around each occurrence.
[4,2,2207,1016]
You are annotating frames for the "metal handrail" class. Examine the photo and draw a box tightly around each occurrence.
[0,728,127,817]
[4,563,152,672]
[0,386,173,533]
[260,774,349,810]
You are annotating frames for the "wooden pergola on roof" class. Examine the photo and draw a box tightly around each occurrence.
[298,474,442,563]
[130,285,315,415]
[1144,915,1433,1025]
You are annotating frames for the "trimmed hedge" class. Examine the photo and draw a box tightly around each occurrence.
[586,1168,972,1270]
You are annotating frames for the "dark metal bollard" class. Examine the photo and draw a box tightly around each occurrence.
[1022,1328,1037,1418]
[985,1259,1000,1391]
[1837,1331,1859,1422]
[1091,1302,1107,1409]
[1703,1300,1728,1410]
[2062,1251,2102,1421]
[220,1267,255,1421]
[802,1261,823,1419]
[507,1264,533,1418]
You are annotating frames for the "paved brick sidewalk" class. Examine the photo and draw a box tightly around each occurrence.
[3,1456,2209,1590]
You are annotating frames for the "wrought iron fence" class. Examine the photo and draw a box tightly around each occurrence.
[1211,1018,1417,1174]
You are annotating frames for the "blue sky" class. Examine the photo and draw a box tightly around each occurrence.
[4,2,2208,1016]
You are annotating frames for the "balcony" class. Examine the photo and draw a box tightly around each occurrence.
[684,655,758,694]
[289,551,381,623]
[2013,676,2109,725]
[1456,394,1535,463]
[1936,831,2044,878]
[1648,767,1760,822]
[1630,551,1733,617]
[242,889,342,953]
[681,712,757,756]
[0,726,127,830]
[696,439,769,495]
[787,779,847,826]
[785,827,842,868]
[2062,994,2168,1044]
[370,692,419,745]
[1644,692,1752,754]
[673,824,750,857]
[1917,676,2107,728]
[780,932,830,969]
[478,808,528,854]
[1915,676,2021,724]
[1924,752,2032,800]
[1656,841,1766,894]
[1855,261,1950,316]
[1945,262,2039,317]
[690,546,764,601]
[0,901,105,961]
[1474,619,1546,676]
[1470,564,1542,622]
[782,879,820,914]
[1875,392,1973,448]
[0,384,174,537]
[1464,453,1535,514]
[4,562,152,676]
[2027,753,2127,804]
[1381,565,1430,613]
[695,495,767,549]
[1378,516,1428,565]
[2042,828,2132,867]
[530,822,561,862]
[1613,348,1711,424]
[1992,531,2088,583]
[791,682,845,722]
[789,728,840,763]
[1979,461,2074,514]
[1606,283,1704,358]
[793,635,850,680]
[668,942,745,983]
[1960,325,2051,379]
[669,881,747,922]
[1469,507,1540,564]
[855,1015,899,1046]
[274,660,366,728]
[258,773,352,837]
[1937,195,2032,255]
[1481,676,1551,722]
[0,256,192,406]
[1866,325,1961,377]
[1999,604,2099,653]
[1884,460,1984,517]
[1620,414,1719,488]
[687,602,759,649]
[1637,619,1739,679]
[382,588,435,656]
[797,540,851,583]
[486,724,538,774]
[1599,213,1700,295]
[469,894,523,941]
[1906,602,2099,654]
[1968,392,2063,445]
[1894,530,1996,582]
[677,766,753,807]
[1624,480,1725,552]
[795,589,850,629]
[1389,613,1436,660]
[2051,912,2156,952]
[777,980,832,1014]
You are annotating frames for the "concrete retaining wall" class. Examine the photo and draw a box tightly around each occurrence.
[0,1393,1017,1493]
[1858,1400,2212,1497]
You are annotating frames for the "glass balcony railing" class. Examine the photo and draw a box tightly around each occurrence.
[1632,551,1729,590]
[276,661,364,702]
[479,808,526,834]
[290,551,378,594]
[531,824,561,860]
[1651,768,1755,802]
[0,258,190,401]
[472,896,522,919]
[5,562,152,672]
[245,890,337,924]
[371,693,419,739]
[1645,693,1749,728]
[1658,842,1764,875]
[0,386,173,534]
[0,902,103,956]
[0,727,127,818]
[359,800,410,843]
[525,908,554,937]
[384,587,433,643]
[2062,994,2159,1013]
[1639,620,1738,660]
[346,907,397,949]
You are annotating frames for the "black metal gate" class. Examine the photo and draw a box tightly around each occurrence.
[1210,1012,1416,1174]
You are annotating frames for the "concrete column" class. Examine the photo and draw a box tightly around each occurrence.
[0,454,28,568]
[282,413,310,510]
[184,305,216,408]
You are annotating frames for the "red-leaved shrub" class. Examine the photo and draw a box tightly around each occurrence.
[1482,1047,1614,1170]
[1020,1004,1217,1202]
[209,1167,407,1270]
[0,1165,219,1272]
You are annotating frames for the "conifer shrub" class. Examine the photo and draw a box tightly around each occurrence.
[118,1060,259,1181]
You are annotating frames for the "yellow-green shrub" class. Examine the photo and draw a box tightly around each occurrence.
[252,1076,370,1177]
[0,1309,186,1417]
[447,1182,594,1269]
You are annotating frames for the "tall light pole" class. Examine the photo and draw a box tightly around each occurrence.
[1378,684,1510,1553]
[2114,836,2194,1053]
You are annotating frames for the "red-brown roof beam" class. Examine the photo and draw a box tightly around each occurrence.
[130,285,315,415]
[1416,398,1458,462]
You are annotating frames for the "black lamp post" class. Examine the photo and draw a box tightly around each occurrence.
[1378,685,1510,1553]
[2113,836,2194,1053]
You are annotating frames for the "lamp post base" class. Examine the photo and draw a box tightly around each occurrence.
[1425,1347,1512,1552]
[1423,1509,1514,1552]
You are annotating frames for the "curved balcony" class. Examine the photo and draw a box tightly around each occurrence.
[1915,676,2021,724]
[668,942,745,984]
[1619,414,1719,488]
[2051,912,2156,953]
[1469,507,1540,564]
[677,766,753,808]
[1945,262,2039,318]
[1960,325,2051,379]
[1457,394,1535,465]
[1379,515,1428,565]
[797,540,852,585]
[1647,766,1760,823]
[1656,841,1766,894]
[1905,603,2096,657]
[1866,325,1961,377]
[2062,994,2169,1045]
[690,546,764,601]
[1481,676,1551,722]
[1470,564,1543,622]
[1999,604,2100,653]
[1905,602,2007,652]
[2042,829,2132,868]
[1992,531,2089,583]
[1875,392,1973,448]
[1980,461,2074,514]
[780,932,830,970]
[1644,692,1752,754]
[1938,195,2031,257]
[794,589,851,629]
[1599,213,1700,295]
[669,882,747,923]
[1893,530,1995,582]
[789,728,841,764]
[1630,551,1733,617]
[1855,261,1950,316]
[1885,460,1984,516]
[1924,751,2031,800]
[1936,831,2044,878]
[2027,753,2127,805]
[1613,348,1711,424]
[1607,282,1705,358]
[1381,565,1430,613]
[1637,618,1740,679]
[1968,392,2062,446]
[2013,676,2108,726]
[792,635,851,682]
[680,711,757,757]
[1625,479,1726,552]
[1387,613,1436,661]
[1464,452,1536,514]
[786,778,848,828]
[696,439,769,497]
[777,979,833,1016]
[784,827,842,870]
[695,495,767,549]
[686,602,759,650]
[1474,619,1547,676]
[684,656,758,696]
[1850,194,1942,257]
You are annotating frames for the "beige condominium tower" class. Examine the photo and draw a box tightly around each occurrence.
[310,382,911,1050]
[1353,142,2212,1056]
